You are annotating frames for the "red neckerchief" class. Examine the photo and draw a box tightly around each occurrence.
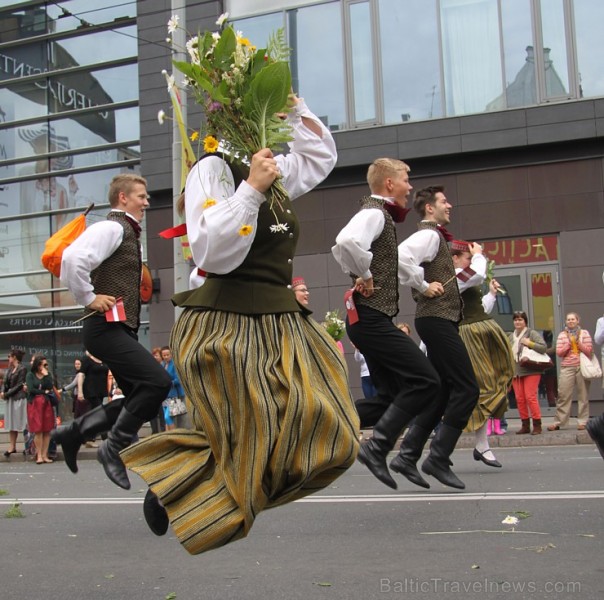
[383,201,411,223]
[437,224,453,241]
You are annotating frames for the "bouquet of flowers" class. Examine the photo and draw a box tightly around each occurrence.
[323,310,346,342]
[166,13,294,217]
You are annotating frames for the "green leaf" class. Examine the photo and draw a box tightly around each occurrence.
[267,28,290,62]
[172,60,203,82]
[250,49,268,77]
[213,26,236,69]
[243,61,291,147]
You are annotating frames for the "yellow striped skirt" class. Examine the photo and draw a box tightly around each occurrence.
[121,309,359,555]
[461,318,515,431]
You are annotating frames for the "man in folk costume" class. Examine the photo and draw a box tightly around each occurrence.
[53,174,171,488]
[332,158,441,490]
[396,185,479,489]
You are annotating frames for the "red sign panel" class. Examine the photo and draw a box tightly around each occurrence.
[482,236,558,265]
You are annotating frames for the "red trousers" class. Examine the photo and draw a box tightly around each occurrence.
[512,374,542,420]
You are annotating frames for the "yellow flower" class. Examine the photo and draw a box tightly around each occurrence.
[190,131,199,142]
[237,36,251,47]
[203,135,219,153]
[202,198,216,209]
[238,225,253,236]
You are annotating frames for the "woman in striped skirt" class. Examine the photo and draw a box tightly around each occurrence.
[121,98,359,555]
[451,242,514,468]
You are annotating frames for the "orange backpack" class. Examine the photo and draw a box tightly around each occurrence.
[41,204,94,277]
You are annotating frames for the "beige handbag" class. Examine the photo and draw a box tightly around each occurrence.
[519,346,553,371]
[579,352,602,379]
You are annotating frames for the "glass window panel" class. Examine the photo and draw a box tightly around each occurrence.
[1,62,137,138]
[0,4,51,42]
[496,0,536,110]
[0,1,136,41]
[51,27,138,68]
[0,84,47,123]
[440,0,503,116]
[231,12,285,49]
[289,2,346,131]
[539,0,569,98]
[46,0,137,33]
[349,1,375,124]
[46,62,139,114]
[573,0,604,98]
[379,0,442,123]
[3,107,139,170]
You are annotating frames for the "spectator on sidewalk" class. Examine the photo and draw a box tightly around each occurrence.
[1,349,28,458]
[548,312,593,431]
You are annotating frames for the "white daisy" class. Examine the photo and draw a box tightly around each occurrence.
[167,14,179,34]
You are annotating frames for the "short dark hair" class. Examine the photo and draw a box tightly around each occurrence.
[513,311,528,325]
[413,185,445,217]
[9,349,25,362]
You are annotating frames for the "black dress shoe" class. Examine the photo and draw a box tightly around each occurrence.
[473,448,502,468]
[143,488,169,536]
[3,449,17,458]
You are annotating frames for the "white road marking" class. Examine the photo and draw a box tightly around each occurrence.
[1,490,603,506]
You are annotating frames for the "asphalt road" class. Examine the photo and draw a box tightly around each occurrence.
[1,445,603,600]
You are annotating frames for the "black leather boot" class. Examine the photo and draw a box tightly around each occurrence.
[586,414,604,460]
[389,424,432,489]
[51,400,123,473]
[144,488,169,536]
[421,423,465,490]
[357,403,411,489]
[97,408,144,490]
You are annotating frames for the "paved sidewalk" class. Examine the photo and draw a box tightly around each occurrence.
[0,418,597,464]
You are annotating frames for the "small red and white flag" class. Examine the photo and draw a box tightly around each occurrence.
[455,266,476,283]
[105,298,126,322]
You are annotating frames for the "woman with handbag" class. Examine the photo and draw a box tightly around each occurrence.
[25,355,57,464]
[1,349,28,458]
[508,311,548,435]
[548,312,593,431]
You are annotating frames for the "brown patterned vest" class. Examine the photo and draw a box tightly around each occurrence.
[411,221,463,322]
[350,197,399,318]
[84,211,142,330]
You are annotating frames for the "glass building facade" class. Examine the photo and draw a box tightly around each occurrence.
[0,0,145,417]
[229,0,604,131]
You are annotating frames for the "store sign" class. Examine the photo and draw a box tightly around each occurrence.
[483,236,558,265]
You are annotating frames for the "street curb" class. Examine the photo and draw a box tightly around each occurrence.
[1,425,596,464]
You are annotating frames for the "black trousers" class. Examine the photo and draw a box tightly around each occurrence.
[414,317,479,431]
[347,305,441,428]
[83,316,171,422]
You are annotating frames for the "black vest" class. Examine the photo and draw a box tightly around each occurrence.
[84,211,141,330]
[350,197,399,317]
[412,221,463,322]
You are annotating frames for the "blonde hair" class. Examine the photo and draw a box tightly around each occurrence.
[366,158,410,193]
[108,174,147,207]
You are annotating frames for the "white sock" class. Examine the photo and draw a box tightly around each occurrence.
[475,423,497,461]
